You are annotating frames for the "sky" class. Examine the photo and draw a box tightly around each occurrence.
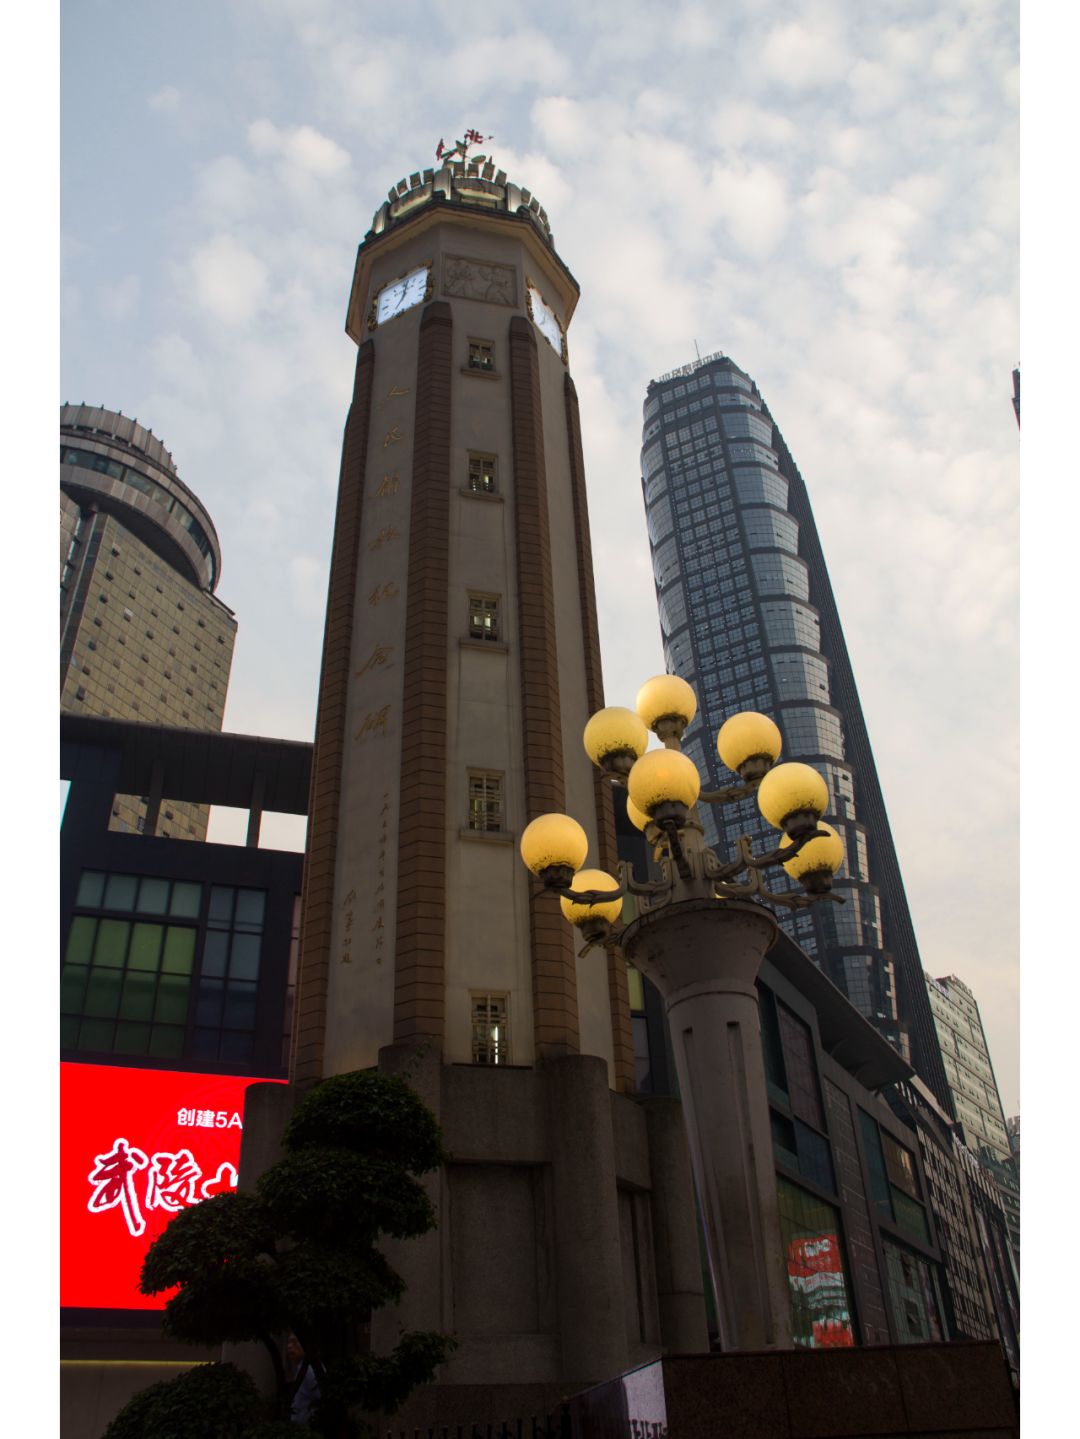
[58,0,1020,1113]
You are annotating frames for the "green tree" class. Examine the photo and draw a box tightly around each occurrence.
[103,1069,454,1439]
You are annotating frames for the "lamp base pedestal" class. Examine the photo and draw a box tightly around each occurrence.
[620,898,792,1351]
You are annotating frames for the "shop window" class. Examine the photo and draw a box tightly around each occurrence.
[882,1240,944,1342]
[776,1177,856,1348]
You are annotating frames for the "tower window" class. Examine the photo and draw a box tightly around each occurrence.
[467,339,495,372]
[467,771,503,832]
[467,452,498,494]
[471,992,509,1064]
[467,593,500,642]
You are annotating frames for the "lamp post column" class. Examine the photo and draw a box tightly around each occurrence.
[620,898,792,1352]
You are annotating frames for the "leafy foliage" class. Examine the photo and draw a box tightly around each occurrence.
[257,1149,435,1243]
[102,1362,260,1439]
[104,1070,453,1439]
[282,1068,445,1172]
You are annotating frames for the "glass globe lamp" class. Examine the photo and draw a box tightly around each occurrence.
[635,674,698,740]
[782,821,845,894]
[757,762,829,839]
[559,869,624,940]
[625,795,653,833]
[717,710,782,782]
[627,748,701,831]
[583,706,649,776]
[519,813,589,889]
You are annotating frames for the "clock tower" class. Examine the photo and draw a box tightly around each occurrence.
[271,155,706,1418]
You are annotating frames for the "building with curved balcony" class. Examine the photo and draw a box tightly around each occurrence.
[60,405,237,839]
[640,353,951,1114]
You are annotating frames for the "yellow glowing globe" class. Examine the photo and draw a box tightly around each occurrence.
[583,706,649,767]
[717,710,782,774]
[635,674,698,731]
[626,748,701,816]
[519,813,589,876]
[625,795,652,832]
[781,822,845,880]
[756,762,829,831]
[559,869,624,926]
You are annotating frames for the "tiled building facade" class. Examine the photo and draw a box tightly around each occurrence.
[60,406,237,839]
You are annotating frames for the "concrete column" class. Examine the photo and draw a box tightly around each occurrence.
[144,758,164,838]
[370,1044,446,1350]
[638,1097,709,1354]
[544,1053,629,1386]
[622,900,792,1352]
[246,770,265,848]
[227,1081,301,1395]
[236,1081,299,1189]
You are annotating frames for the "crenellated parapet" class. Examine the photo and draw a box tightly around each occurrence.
[369,159,553,248]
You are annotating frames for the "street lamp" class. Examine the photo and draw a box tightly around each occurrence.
[519,675,846,1353]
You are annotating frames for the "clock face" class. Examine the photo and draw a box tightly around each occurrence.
[375,264,430,325]
[528,285,564,357]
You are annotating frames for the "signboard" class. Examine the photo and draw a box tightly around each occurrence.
[786,1232,856,1348]
[61,1062,283,1311]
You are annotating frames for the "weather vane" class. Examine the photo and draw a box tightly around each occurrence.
[435,129,494,167]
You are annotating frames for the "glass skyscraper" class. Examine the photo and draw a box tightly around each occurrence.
[641,352,950,1113]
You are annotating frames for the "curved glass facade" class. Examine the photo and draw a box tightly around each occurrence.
[641,355,951,1112]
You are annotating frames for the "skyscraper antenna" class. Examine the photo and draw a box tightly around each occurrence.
[694,339,701,361]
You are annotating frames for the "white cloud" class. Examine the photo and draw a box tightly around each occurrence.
[196,156,261,220]
[147,85,180,112]
[186,234,268,326]
[96,275,142,322]
[290,555,328,616]
[247,118,350,176]
[708,161,789,258]
[760,12,850,90]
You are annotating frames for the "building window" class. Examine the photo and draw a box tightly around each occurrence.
[467,339,495,372]
[776,1003,825,1129]
[192,886,267,1064]
[467,452,498,494]
[61,872,203,1059]
[467,771,503,832]
[776,1177,857,1349]
[468,593,500,642]
[882,1240,944,1343]
[471,992,509,1064]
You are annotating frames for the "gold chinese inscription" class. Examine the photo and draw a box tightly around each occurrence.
[383,425,403,448]
[374,471,400,498]
[356,642,394,678]
[386,384,410,399]
[355,705,391,741]
[368,526,400,550]
[368,582,398,606]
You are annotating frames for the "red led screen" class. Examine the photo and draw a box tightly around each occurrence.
[61,1062,284,1311]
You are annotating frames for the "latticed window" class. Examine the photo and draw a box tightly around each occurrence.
[467,452,497,493]
[471,992,509,1064]
[468,339,495,372]
[467,771,503,832]
[468,594,499,642]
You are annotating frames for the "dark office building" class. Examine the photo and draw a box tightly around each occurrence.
[60,715,309,1439]
[640,353,950,1114]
